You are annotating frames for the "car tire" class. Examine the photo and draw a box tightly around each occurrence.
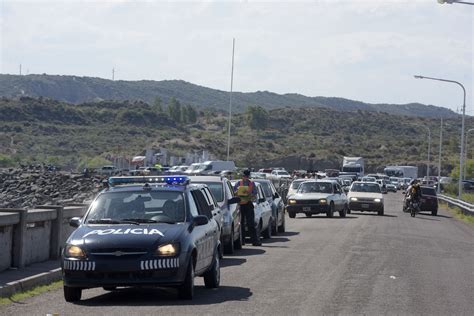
[339,205,347,218]
[224,228,235,255]
[378,208,384,216]
[327,204,334,218]
[64,286,82,302]
[178,260,194,300]
[271,214,278,236]
[203,250,220,289]
[289,211,296,219]
[305,212,312,218]
[262,219,272,239]
[219,233,224,259]
[278,213,286,233]
[234,225,243,250]
[432,209,438,216]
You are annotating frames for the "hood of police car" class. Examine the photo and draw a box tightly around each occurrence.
[69,224,186,250]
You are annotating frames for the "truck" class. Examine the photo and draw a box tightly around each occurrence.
[341,157,365,178]
[383,166,418,180]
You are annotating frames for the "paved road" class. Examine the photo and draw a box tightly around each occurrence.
[1,193,473,315]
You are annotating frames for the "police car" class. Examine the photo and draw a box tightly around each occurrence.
[62,176,221,301]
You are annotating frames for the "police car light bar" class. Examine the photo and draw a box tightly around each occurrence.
[109,175,190,186]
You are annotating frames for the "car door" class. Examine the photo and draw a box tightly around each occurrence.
[190,189,217,272]
[269,182,284,225]
[202,187,220,261]
[225,179,240,239]
[333,184,344,211]
[258,185,271,230]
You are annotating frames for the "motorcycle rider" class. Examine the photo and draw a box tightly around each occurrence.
[405,179,422,212]
[234,170,261,246]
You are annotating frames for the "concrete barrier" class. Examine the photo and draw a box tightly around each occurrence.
[0,204,88,272]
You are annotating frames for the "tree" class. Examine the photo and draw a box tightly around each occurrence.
[167,97,182,122]
[245,105,268,129]
[153,96,162,112]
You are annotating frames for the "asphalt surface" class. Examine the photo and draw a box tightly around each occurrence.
[1,192,473,315]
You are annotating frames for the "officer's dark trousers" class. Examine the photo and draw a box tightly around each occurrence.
[240,202,259,243]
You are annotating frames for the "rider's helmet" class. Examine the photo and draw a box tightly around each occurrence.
[410,179,418,185]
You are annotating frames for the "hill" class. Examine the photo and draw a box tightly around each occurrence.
[0,74,457,118]
[0,97,469,175]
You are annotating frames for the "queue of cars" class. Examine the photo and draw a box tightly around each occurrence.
[62,174,284,302]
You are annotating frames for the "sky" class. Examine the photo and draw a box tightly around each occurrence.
[0,0,472,112]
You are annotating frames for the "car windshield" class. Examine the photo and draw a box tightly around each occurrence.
[291,180,306,189]
[85,191,186,224]
[362,177,376,182]
[196,182,224,202]
[277,171,289,176]
[298,182,332,194]
[421,187,436,196]
[351,183,381,193]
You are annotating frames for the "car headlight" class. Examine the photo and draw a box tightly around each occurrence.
[155,243,180,256]
[288,199,296,204]
[350,197,358,202]
[65,245,86,259]
[319,199,327,204]
[374,198,381,203]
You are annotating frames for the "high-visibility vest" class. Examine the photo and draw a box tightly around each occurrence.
[236,180,254,205]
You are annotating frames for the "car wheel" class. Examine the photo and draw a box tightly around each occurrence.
[278,213,286,233]
[378,208,384,216]
[224,228,235,255]
[262,219,272,239]
[203,250,220,289]
[327,203,334,218]
[64,286,82,302]
[289,211,296,219]
[339,204,347,218]
[432,209,438,216]
[178,260,194,299]
[218,234,224,259]
[234,224,243,250]
[271,214,278,236]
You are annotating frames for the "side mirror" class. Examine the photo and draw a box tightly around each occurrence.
[258,197,266,203]
[192,215,209,226]
[273,192,279,199]
[69,217,81,228]
[228,196,241,205]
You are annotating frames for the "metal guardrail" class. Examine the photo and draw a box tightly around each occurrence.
[438,194,474,216]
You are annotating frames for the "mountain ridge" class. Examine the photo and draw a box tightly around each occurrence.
[0,73,457,118]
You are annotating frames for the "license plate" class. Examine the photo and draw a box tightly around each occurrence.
[361,204,370,208]
[303,207,311,212]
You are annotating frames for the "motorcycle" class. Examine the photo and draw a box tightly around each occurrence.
[407,199,420,217]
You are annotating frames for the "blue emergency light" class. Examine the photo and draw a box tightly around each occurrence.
[109,175,190,186]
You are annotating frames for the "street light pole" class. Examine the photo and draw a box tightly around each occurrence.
[414,75,467,198]
[437,0,474,5]
[438,118,443,193]
[425,127,431,180]
[226,38,235,161]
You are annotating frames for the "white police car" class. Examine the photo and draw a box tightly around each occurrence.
[62,176,221,301]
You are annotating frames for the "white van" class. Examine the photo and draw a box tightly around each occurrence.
[184,163,203,175]
[195,161,236,175]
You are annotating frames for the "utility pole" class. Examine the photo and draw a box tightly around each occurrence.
[226,38,235,161]
[438,118,443,193]
[112,68,115,81]
[19,64,22,75]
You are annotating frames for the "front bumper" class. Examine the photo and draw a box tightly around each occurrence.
[349,201,383,212]
[62,253,188,288]
[286,204,330,214]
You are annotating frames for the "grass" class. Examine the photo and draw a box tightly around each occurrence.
[439,201,474,226]
[0,280,63,306]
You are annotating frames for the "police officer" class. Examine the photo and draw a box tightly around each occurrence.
[234,170,261,246]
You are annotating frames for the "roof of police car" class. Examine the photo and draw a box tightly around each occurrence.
[106,182,207,193]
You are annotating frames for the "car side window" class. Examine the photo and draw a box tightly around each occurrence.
[225,180,235,198]
[202,188,216,210]
[203,187,217,209]
[191,190,212,219]
[187,192,199,217]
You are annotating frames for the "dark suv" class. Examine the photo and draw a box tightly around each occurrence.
[420,186,438,216]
